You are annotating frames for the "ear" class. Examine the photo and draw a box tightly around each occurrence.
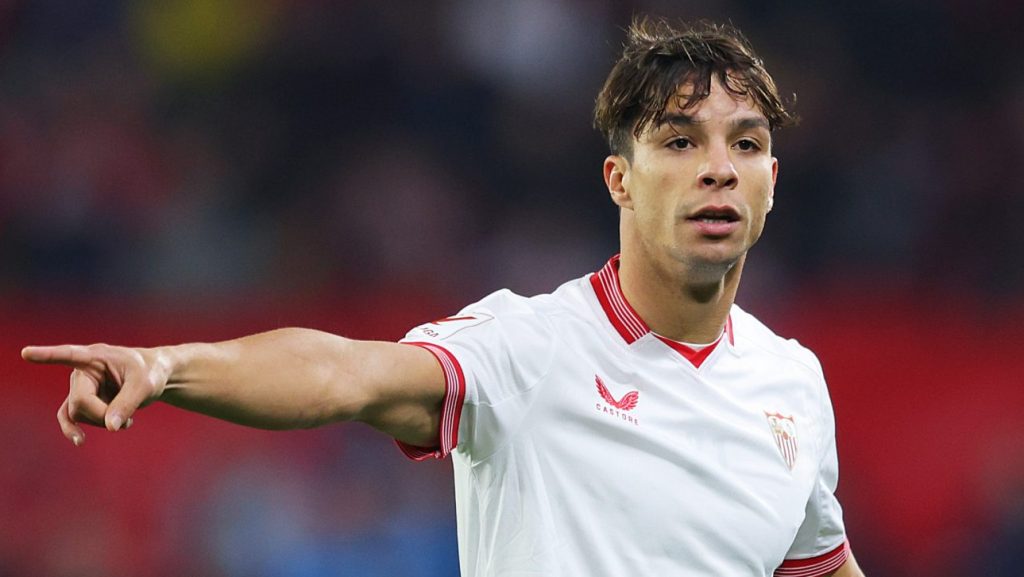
[767,156,778,212]
[604,155,632,209]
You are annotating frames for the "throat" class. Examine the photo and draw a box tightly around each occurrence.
[618,253,741,344]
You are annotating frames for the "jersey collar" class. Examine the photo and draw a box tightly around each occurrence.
[589,255,735,363]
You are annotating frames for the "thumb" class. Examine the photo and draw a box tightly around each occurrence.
[104,364,163,432]
[104,389,141,432]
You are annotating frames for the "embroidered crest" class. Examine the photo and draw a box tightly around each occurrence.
[595,375,639,411]
[765,411,799,470]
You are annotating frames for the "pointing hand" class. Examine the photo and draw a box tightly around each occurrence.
[22,344,170,446]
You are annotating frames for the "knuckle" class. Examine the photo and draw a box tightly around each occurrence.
[127,349,147,369]
[87,344,111,367]
[143,375,160,394]
[68,370,86,392]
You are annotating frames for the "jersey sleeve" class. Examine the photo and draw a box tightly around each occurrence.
[775,370,850,576]
[394,290,557,462]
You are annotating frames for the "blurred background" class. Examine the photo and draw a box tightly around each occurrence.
[3,0,1023,576]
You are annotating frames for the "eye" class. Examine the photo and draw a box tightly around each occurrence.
[668,137,693,150]
[735,138,761,152]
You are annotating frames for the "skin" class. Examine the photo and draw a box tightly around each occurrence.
[22,331,446,448]
[604,76,777,344]
[22,75,863,577]
[832,554,865,577]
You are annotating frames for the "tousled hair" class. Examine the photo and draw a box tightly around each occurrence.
[594,17,796,156]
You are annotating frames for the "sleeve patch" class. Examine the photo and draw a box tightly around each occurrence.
[409,313,494,341]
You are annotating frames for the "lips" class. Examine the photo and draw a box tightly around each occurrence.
[686,205,741,237]
[687,205,740,223]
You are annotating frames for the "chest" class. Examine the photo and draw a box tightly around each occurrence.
[513,337,826,567]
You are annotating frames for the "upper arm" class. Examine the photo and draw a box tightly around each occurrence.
[379,293,557,461]
[824,552,864,577]
[343,340,447,447]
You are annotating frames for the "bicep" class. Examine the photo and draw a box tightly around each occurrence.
[824,552,864,577]
[344,340,447,447]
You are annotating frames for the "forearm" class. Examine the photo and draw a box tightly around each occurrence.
[156,328,368,430]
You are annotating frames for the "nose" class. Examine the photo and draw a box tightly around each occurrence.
[697,145,738,189]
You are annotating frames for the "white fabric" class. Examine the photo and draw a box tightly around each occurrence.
[401,263,847,576]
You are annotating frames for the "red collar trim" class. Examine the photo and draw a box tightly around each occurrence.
[655,332,721,369]
[589,255,736,352]
[589,254,650,343]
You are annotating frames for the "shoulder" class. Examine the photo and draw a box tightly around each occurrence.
[730,305,825,383]
[404,276,594,360]
[731,305,838,453]
[431,275,592,334]
[402,278,595,406]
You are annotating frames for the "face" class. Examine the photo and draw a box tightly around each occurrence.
[604,77,778,281]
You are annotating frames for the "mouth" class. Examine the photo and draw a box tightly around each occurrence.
[686,205,741,223]
[685,205,741,238]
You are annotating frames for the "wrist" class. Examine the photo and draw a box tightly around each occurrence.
[148,345,184,400]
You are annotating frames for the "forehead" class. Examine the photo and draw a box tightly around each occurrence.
[679,78,761,115]
[664,77,766,124]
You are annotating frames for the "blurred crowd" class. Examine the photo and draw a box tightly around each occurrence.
[3,1,1023,576]
[2,0,1022,305]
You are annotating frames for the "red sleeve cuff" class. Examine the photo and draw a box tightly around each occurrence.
[394,342,466,461]
[775,539,850,577]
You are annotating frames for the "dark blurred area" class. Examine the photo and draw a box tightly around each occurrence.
[3,1,1023,576]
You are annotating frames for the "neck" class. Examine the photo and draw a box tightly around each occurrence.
[617,250,743,344]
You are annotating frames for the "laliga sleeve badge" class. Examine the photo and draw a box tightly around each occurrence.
[413,313,494,340]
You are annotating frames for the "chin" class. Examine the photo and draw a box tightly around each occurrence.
[674,249,743,278]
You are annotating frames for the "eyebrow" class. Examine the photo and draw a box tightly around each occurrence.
[660,114,770,133]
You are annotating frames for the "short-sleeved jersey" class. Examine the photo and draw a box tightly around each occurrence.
[399,255,849,577]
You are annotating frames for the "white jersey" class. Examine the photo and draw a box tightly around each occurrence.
[398,255,849,577]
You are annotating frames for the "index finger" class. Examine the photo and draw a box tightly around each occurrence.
[22,345,98,368]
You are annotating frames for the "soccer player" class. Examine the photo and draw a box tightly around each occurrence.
[24,18,864,577]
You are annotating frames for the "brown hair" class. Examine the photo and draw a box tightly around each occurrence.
[594,17,796,156]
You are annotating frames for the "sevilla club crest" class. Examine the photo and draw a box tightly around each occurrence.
[764,411,798,470]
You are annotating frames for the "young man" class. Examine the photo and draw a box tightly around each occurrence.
[24,18,864,577]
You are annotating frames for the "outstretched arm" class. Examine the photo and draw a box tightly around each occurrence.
[22,328,446,447]
[825,553,865,577]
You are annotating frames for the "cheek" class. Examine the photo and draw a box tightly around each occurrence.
[635,191,677,231]
[743,180,774,236]
[746,169,775,211]
[749,212,767,239]
[746,197,771,242]
[634,167,681,212]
